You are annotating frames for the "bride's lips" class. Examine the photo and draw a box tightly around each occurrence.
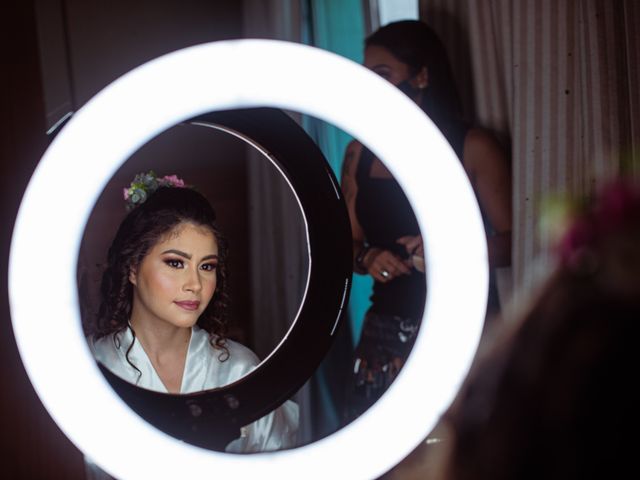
[174,300,200,311]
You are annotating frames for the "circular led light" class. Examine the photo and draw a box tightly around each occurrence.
[9,40,488,479]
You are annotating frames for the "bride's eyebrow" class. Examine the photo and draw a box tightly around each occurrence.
[161,249,191,259]
[160,250,218,261]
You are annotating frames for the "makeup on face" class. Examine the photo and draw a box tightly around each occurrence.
[129,223,219,331]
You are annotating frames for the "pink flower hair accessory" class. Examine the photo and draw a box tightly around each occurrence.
[122,170,187,210]
[555,179,640,273]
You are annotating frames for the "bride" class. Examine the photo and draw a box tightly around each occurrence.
[89,171,298,453]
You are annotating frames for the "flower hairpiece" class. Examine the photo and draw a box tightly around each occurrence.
[542,179,640,273]
[123,171,186,210]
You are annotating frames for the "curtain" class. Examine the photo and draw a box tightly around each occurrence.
[420,0,640,302]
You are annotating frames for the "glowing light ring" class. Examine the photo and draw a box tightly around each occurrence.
[9,40,488,479]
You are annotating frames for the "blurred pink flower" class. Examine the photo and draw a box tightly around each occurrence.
[556,178,640,268]
[160,175,185,188]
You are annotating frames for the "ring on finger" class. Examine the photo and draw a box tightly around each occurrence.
[380,269,390,279]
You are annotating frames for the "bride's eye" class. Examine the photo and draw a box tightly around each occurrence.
[200,262,217,272]
[164,258,184,269]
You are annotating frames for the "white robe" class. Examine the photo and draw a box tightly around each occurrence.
[90,326,299,453]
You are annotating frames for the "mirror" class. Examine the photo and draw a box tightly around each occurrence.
[76,105,432,454]
[74,107,352,453]
[78,113,309,393]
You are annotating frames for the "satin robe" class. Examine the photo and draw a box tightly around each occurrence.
[91,326,298,453]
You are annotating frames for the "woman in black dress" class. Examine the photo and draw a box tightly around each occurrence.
[342,20,512,421]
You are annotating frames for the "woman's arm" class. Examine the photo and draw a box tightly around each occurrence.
[341,140,367,266]
[463,128,512,268]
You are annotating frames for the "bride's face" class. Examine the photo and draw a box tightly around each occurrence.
[129,222,219,330]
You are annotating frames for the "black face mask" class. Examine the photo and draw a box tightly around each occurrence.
[396,79,421,99]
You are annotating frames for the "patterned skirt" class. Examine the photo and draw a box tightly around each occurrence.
[344,311,421,422]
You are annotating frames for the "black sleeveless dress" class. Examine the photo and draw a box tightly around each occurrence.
[344,146,428,421]
[345,118,500,421]
[354,114,469,321]
[355,146,427,319]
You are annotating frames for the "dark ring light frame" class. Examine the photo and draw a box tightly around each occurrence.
[99,107,353,451]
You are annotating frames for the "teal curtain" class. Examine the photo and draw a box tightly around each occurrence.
[302,0,372,347]
[297,0,373,440]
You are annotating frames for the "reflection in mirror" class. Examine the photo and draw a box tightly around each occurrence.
[340,133,426,424]
[79,121,308,380]
[335,19,510,437]
[338,131,503,429]
[283,113,429,445]
[77,120,306,451]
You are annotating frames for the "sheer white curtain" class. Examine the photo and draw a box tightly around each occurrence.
[420,0,640,302]
[243,0,302,42]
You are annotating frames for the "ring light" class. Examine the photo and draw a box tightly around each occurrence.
[9,40,488,479]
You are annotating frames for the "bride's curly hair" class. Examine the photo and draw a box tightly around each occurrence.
[95,186,230,360]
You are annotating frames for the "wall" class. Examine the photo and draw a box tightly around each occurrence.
[1,1,244,477]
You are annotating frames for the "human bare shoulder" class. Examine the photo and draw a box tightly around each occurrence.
[462,127,508,176]
[462,127,512,235]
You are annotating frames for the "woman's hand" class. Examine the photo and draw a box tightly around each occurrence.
[397,235,425,272]
[396,235,423,256]
[363,247,411,283]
